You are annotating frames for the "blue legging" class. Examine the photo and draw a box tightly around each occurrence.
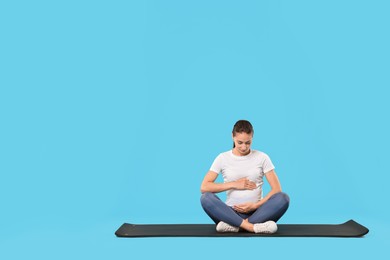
[200,192,290,227]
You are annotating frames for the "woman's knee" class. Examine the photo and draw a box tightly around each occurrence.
[200,192,215,207]
[274,192,290,207]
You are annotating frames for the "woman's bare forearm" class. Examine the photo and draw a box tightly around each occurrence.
[254,187,281,208]
[200,181,236,193]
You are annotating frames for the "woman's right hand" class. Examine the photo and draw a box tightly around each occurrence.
[234,177,256,190]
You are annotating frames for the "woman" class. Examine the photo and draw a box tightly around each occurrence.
[200,120,290,233]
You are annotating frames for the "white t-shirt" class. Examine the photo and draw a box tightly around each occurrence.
[209,149,275,206]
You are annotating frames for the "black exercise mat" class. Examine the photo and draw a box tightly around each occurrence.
[115,219,368,238]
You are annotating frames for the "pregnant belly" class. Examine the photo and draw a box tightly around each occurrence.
[226,188,261,206]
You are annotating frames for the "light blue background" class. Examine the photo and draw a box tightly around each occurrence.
[1,0,389,259]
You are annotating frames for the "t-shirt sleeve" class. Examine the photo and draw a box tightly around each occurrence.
[263,153,275,174]
[209,154,222,174]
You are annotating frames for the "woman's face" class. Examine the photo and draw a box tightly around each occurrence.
[232,132,253,155]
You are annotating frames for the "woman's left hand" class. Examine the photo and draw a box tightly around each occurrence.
[233,202,258,213]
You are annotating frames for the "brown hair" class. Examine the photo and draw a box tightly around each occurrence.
[232,120,254,148]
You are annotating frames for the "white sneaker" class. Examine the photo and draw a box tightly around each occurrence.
[253,221,278,234]
[216,221,239,233]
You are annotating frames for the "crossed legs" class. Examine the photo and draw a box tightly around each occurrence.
[200,192,290,232]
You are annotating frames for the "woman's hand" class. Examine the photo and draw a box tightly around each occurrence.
[233,202,258,213]
[234,177,256,190]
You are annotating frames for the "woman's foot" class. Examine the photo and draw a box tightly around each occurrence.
[240,219,278,234]
[216,221,239,232]
[253,221,278,234]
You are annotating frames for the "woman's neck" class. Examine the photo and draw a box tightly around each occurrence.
[232,148,251,156]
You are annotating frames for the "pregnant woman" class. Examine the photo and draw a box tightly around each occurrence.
[200,120,290,233]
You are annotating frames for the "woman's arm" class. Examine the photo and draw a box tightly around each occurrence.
[254,169,282,208]
[200,171,256,193]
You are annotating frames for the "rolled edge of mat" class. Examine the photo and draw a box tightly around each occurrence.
[115,223,135,237]
[346,219,369,237]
